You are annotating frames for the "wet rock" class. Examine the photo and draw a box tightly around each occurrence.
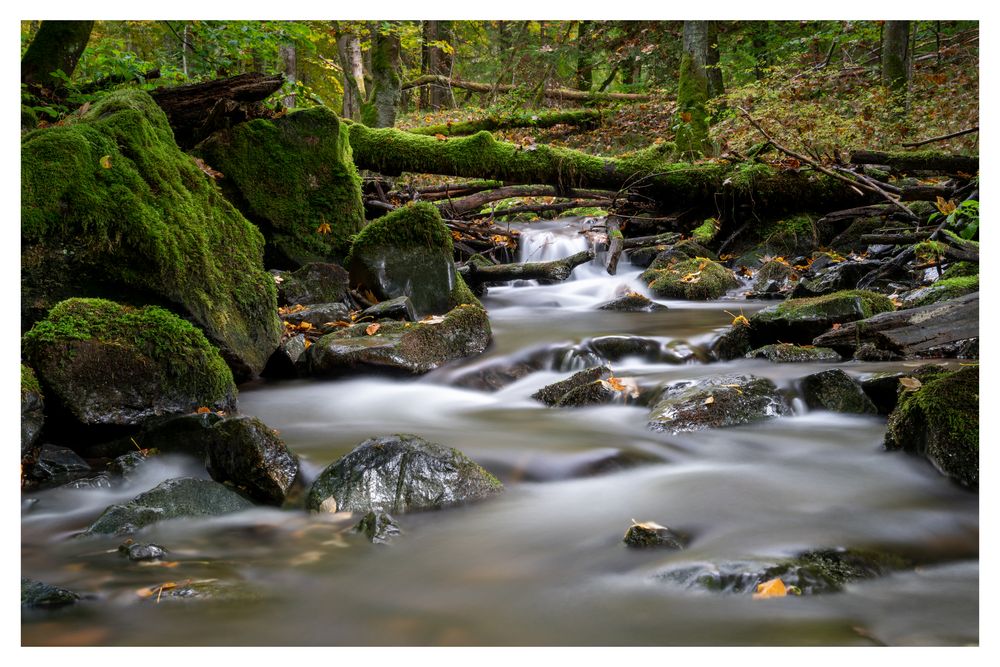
[746,344,841,363]
[83,477,255,536]
[531,366,613,406]
[898,275,978,308]
[791,260,881,298]
[306,434,503,514]
[136,578,264,604]
[555,380,622,407]
[750,260,796,299]
[711,322,754,361]
[647,374,791,434]
[108,451,149,481]
[21,364,44,458]
[22,298,237,427]
[262,334,309,378]
[623,521,687,549]
[641,256,739,300]
[306,304,491,376]
[800,369,877,414]
[277,263,351,306]
[584,336,664,362]
[27,444,92,488]
[597,292,668,312]
[450,357,544,392]
[748,290,896,347]
[860,366,949,415]
[204,416,299,506]
[21,578,80,608]
[853,343,903,362]
[361,296,418,322]
[62,473,113,490]
[884,365,979,490]
[282,302,351,329]
[118,540,168,561]
[355,511,402,544]
[98,412,224,459]
[625,244,672,269]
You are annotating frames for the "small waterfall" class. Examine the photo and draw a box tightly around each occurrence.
[517,221,594,263]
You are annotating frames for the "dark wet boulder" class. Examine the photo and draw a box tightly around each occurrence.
[95,412,224,459]
[361,296,417,322]
[21,89,281,380]
[281,302,351,329]
[626,244,671,268]
[23,299,237,427]
[859,365,950,415]
[204,416,299,506]
[791,259,881,298]
[711,320,754,361]
[21,578,80,608]
[276,263,351,307]
[884,365,979,490]
[449,354,546,392]
[531,366,613,406]
[21,364,44,458]
[746,344,841,363]
[306,304,491,376]
[750,259,796,299]
[262,334,309,379]
[800,369,877,414]
[898,275,978,308]
[347,202,479,317]
[748,290,895,347]
[555,380,623,408]
[118,540,168,561]
[25,444,92,489]
[641,256,739,300]
[194,106,365,266]
[306,434,502,514]
[108,451,149,481]
[623,521,687,549]
[648,374,791,434]
[83,477,255,536]
[355,511,402,544]
[597,291,668,312]
[584,336,665,362]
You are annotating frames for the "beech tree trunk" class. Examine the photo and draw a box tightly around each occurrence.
[882,21,911,96]
[363,25,403,128]
[420,21,454,110]
[337,32,366,121]
[21,20,94,94]
[280,44,296,108]
[677,21,711,157]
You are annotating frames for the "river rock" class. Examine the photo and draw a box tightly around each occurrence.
[347,201,479,317]
[898,275,978,308]
[21,89,281,380]
[555,380,623,407]
[750,259,796,299]
[262,334,309,379]
[791,260,881,297]
[119,541,168,561]
[584,336,665,362]
[532,366,613,406]
[93,412,224,459]
[306,304,491,376]
[361,296,418,322]
[355,511,402,544]
[884,365,979,490]
[647,374,791,434]
[800,369,877,414]
[859,365,950,415]
[21,578,80,608]
[597,291,668,312]
[84,477,255,536]
[306,434,503,514]
[26,444,92,489]
[746,343,841,363]
[194,106,365,266]
[282,302,351,329]
[623,521,687,549]
[204,416,299,506]
[276,263,351,306]
[22,298,237,427]
[748,289,896,347]
[21,364,44,458]
[641,256,739,300]
[449,356,545,391]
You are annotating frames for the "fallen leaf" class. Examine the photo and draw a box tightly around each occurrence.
[753,578,788,599]
[899,377,922,391]
[316,222,332,235]
[196,407,211,414]
[99,155,112,169]
[704,395,715,405]
[420,315,446,324]
[831,323,842,330]
[365,323,381,335]
[434,133,448,141]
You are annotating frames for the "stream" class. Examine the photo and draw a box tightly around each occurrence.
[21,218,979,646]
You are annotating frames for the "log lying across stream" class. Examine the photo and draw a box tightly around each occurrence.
[458,250,595,286]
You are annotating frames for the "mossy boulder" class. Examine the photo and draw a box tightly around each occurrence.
[899,275,979,308]
[800,369,878,414]
[83,477,255,536]
[347,202,479,317]
[276,262,351,306]
[597,291,668,312]
[641,256,739,300]
[748,290,895,347]
[623,521,687,549]
[750,259,796,298]
[194,106,365,266]
[647,374,791,434]
[746,344,841,363]
[204,416,299,506]
[532,366,613,406]
[884,365,979,490]
[306,434,503,514]
[305,304,491,376]
[21,364,44,458]
[21,89,281,380]
[942,262,978,279]
[22,298,236,426]
[791,260,881,298]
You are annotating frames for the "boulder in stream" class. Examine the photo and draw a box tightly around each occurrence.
[306,434,503,515]
[800,369,878,414]
[21,364,44,458]
[748,289,896,347]
[21,578,80,608]
[597,291,668,312]
[623,521,687,549]
[746,343,841,363]
[355,511,402,544]
[641,256,739,300]
[647,374,791,434]
[276,263,351,306]
[532,366,613,406]
[204,416,299,506]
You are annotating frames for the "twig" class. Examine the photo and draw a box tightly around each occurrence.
[901,126,979,148]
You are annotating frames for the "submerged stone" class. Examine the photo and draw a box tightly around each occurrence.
[21,578,80,608]
[355,511,402,544]
[306,434,503,515]
[118,541,168,561]
[648,374,791,434]
[800,369,877,414]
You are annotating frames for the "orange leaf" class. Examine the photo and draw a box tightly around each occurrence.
[366,323,381,336]
[753,578,788,599]
[316,222,332,235]
[196,407,211,414]
[434,133,448,141]
[607,376,627,392]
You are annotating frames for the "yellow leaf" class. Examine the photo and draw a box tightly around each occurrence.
[366,323,381,336]
[704,395,715,405]
[303,339,312,349]
[296,321,313,331]
[753,578,788,599]
[316,222,332,235]
[607,376,627,392]
[196,406,211,414]
[434,133,448,141]
[899,377,922,391]
[100,155,112,169]
[935,196,957,215]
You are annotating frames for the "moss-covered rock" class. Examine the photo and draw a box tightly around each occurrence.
[21,578,80,608]
[648,374,791,433]
[899,276,979,308]
[195,106,365,266]
[21,89,281,379]
[942,261,978,279]
[884,365,979,490]
[347,202,479,316]
[532,366,613,406]
[306,434,503,514]
[623,521,687,549]
[748,290,895,347]
[596,291,668,312]
[83,477,255,535]
[641,256,739,300]
[22,298,236,426]
[800,369,878,414]
[750,259,796,298]
[21,364,44,458]
[746,344,841,363]
[276,262,351,306]
[305,303,491,376]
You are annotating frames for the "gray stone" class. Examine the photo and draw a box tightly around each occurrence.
[648,374,791,434]
[531,366,612,406]
[801,369,878,414]
[362,296,418,322]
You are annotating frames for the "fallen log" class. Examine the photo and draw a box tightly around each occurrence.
[901,126,978,148]
[813,292,978,358]
[622,232,682,249]
[407,109,604,137]
[402,74,653,102]
[481,199,610,219]
[436,184,616,217]
[849,150,979,175]
[458,250,594,286]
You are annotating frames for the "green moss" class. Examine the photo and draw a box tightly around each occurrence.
[23,297,235,405]
[728,161,776,195]
[407,109,603,137]
[765,289,895,321]
[641,256,739,300]
[21,364,42,397]
[449,273,482,309]
[675,51,710,158]
[690,218,720,245]
[21,105,38,130]
[914,240,948,262]
[942,261,978,279]
[194,106,365,264]
[21,89,281,376]
[909,275,979,307]
[349,201,452,259]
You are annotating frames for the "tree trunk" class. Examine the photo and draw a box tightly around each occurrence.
[706,22,724,98]
[363,24,402,128]
[849,150,978,174]
[882,21,910,96]
[280,43,296,108]
[420,21,454,110]
[677,21,711,158]
[403,74,652,101]
[576,21,594,92]
[182,23,191,78]
[21,20,94,94]
[337,32,365,121]
[752,24,768,81]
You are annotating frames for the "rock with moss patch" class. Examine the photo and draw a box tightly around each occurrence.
[361,296,418,322]
[21,578,80,608]
[347,202,479,317]
[791,260,880,298]
[800,369,877,414]
[21,364,44,458]
[641,256,739,300]
[748,290,895,347]
[195,107,365,266]
[860,365,949,415]
[648,374,790,433]
[942,262,978,279]
[204,416,299,506]
[597,292,668,312]
[307,434,503,514]
[750,259,796,298]
[277,263,351,307]
[305,304,491,376]
[84,477,255,536]
[899,275,979,308]
[532,366,613,406]
[884,365,979,490]
[746,344,841,363]
[21,89,281,380]
[22,298,236,426]
[555,380,623,408]
[623,521,687,549]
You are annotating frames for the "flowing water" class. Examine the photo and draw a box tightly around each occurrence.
[21,218,978,646]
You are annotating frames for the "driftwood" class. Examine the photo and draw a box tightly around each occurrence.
[813,292,978,357]
[402,74,653,102]
[458,250,594,286]
[151,73,284,148]
[849,151,979,175]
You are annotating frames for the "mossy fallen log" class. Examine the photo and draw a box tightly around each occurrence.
[849,150,978,175]
[406,109,604,137]
[402,74,652,102]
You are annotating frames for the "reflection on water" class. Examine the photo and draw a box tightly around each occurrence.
[22,219,978,646]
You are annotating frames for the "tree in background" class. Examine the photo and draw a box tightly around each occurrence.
[362,22,403,128]
[675,20,711,158]
[882,20,911,111]
[21,20,94,94]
